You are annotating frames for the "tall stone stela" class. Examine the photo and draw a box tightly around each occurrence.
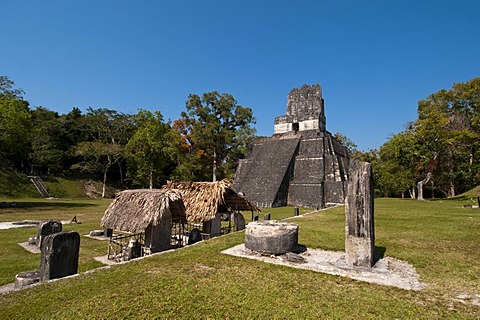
[345,161,375,268]
[233,84,349,208]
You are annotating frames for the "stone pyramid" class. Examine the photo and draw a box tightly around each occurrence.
[233,84,349,208]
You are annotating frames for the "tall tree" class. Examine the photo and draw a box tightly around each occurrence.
[374,77,480,198]
[126,109,174,188]
[0,76,31,169]
[173,92,256,181]
[376,130,419,198]
[413,78,480,197]
[29,107,64,174]
[70,108,134,197]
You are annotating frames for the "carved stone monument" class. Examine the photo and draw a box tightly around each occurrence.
[15,231,80,289]
[39,231,80,281]
[345,161,375,267]
[234,84,349,208]
[36,220,62,248]
[245,221,299,255]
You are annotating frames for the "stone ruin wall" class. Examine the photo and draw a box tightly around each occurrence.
[233,83,349,208]
[274,84,326,134]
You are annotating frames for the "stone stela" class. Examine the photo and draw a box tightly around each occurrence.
[15,231,81,289]
[345,161,375,268]
[36,220,62,248]
[233,84,349,208]
[40,231,80,281]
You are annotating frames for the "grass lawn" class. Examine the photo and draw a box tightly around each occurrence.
[0,197,479,318]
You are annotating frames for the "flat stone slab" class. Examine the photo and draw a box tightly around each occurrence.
[18,242,40,254]
[94,255,122,266]
[222,244,427,291]
[0,221,39,230]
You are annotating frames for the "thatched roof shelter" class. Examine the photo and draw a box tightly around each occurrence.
[101,189,186,233]
[163,179,260,222]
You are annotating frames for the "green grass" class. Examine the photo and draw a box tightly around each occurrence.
[0,198,111,285]
[0,198,479,318]
[456,185,480,199]
[0,166,117,199]
[42,176,88,198]
[0,168,40,198]
[247,205,312,221]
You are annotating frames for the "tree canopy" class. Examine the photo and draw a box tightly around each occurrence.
[2,74,478,199]
[371,77,480,198]
[0,76,257,196]
[173,91,256,181]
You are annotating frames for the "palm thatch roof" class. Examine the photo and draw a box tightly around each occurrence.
[101,189,186,233]
[163,179,260,222]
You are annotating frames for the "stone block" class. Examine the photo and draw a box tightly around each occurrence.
[235,213,246,230]
[245,221,298,255]
[104,228,113,237]
[345,161,374,267]
[288,182,324,208]
[15,270,40,289]
[39,231,80,281]
[36,220,62,248]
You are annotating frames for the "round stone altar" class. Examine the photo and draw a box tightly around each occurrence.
[245,220,299,255]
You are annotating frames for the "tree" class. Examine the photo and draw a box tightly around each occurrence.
[375,77,480,199]
[70,108,134,197]
[29,107,64,174]
[413,78,480,197]
[0,75,24,99]
[333,132,359,158]
[71,141,123,197]
[375,130,419,198]
[126,109,174,188]
[0,76,31,169]
[173,92,256,181]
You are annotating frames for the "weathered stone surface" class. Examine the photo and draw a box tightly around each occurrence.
[245,221,298,255]
[274,84,326,133]
[234,137,300,208]
[233,84,349,209]
[284,252,306,263]
[89,230,104,237]
[39,231,80,281]
[122,238,142,261]
[36,220,62,248]
[144,219,172,253]
[235,213,246,231]
[14,270,40,289]
[188,228,202,245]
[345,161,375,268]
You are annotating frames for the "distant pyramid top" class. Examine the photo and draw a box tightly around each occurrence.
[274,84,326,134]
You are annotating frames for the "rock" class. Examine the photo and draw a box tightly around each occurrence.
[89,230,105,237]
[27,236,37,245]
[245,220,298,255]
[40,232,80,281]
[285,252,306,263]
[15,270,40,289]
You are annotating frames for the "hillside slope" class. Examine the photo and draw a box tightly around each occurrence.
[0,167,119,199]
[0,167,40,198]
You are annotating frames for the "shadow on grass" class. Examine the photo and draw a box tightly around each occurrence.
[374,246,386,264]
[0,202,96,210]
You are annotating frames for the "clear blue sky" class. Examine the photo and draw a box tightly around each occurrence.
[2,1,479,151]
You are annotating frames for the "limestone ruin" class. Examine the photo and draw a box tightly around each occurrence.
[345,161,375,267]
[234,84,349,208]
